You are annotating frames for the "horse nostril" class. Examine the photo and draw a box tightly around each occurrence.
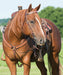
[40,39,43,44]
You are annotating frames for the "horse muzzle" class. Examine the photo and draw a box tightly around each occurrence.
[32,33,46,46]
[38,58,43,62]
[35,38,45,46]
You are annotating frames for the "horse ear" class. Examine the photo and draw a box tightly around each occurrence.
[34,4,41,11]
[28,4,32,12]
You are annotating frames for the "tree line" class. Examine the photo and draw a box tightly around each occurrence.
[38,6,63,37]
[0,18,9,26]
[0,6,63,42]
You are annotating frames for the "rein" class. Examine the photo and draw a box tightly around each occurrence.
[3,33,29,50]
[3,33,33,61]
[3,32,39,57]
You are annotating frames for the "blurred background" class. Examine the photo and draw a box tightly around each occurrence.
[0,0,63,75]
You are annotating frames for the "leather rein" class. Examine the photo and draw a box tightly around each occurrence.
[3,33,30,51]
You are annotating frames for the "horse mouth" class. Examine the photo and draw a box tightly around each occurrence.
[35,41,45,46]
[33,39,45,46]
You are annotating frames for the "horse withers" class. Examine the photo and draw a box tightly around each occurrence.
[3,4,46,75]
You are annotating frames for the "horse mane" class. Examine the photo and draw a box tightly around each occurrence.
[7,10,26,39]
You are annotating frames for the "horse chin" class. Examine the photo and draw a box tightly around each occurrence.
[37,43,45,46]
[38,58,43,62]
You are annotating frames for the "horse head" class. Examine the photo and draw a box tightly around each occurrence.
[22,4,46,46]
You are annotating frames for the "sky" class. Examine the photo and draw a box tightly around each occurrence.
[0,0,63,19]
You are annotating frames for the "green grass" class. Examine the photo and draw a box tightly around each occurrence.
[0,41,63,75]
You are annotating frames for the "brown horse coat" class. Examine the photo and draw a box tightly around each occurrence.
[2,4,61,75]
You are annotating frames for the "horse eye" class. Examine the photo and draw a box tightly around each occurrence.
[30,20,34,24]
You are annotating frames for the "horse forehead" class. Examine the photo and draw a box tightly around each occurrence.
[26,15,35,21]
[27,11,37,15]
[27,11,38,17]
[27,13,39,20]
[27,14,35,18]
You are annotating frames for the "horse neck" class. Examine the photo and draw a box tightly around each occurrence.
[5,10,26,45]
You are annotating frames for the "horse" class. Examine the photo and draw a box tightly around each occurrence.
[36,18,61,75]
[2,4,61,75]
[2,4,46,75]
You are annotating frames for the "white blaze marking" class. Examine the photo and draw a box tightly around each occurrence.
[35,17,46,42]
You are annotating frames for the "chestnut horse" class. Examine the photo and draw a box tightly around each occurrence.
[2,4,61,75]
[2,4,46,75]
[36,18,61,75]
